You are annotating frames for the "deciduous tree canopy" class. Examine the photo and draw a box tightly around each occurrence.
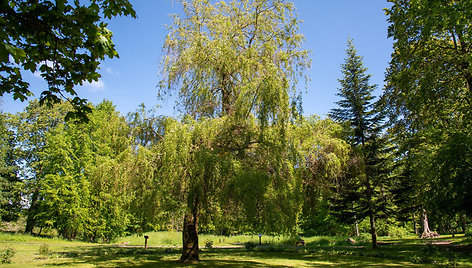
[159,0,310,123]
[384,0,472,217]
[0,0,135,121]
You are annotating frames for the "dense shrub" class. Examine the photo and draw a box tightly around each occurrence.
[1,247,15,264]
[388,225,409,238]
[39,244,51,258]
[465,225,472,237]
[358,233,371,242]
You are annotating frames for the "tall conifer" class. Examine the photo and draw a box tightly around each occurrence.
[329,39,391,248]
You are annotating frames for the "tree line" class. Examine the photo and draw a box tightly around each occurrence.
[0,0,471,262]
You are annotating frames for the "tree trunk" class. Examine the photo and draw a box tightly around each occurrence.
[460,214,467,234]
[450,222,455,238]
[354,216,360,237]
[25,189,39,234]
[180,197,200,262]
[181,213,199,262]
[370,213,378,248]
[413,212,418,235]
[421,209,439,239]
[220,74,232,115]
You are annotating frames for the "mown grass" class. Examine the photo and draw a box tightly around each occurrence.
[0,231,471,267]
[114,231,373,248]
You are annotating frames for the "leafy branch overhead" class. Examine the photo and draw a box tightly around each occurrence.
[0,0,136,121]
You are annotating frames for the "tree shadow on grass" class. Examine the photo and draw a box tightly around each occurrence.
[48,247,293,267]
[49,246,167,267]
[44,245,470,267]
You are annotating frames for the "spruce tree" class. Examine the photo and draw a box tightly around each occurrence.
[329,38,391,248]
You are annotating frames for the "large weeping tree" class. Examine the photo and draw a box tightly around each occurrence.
[159,0,310,261]
[329,39,392,248]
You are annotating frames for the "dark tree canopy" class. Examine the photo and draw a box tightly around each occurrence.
[384,0,472,129]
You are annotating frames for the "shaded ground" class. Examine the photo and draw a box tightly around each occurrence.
[0,234,471,267]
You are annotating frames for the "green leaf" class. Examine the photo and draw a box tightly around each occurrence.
[4,44,26,62]
[0,43,9,63]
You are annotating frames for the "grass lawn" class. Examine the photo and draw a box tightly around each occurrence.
[0,232,471,267]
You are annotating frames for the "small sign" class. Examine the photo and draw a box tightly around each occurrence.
[258,234,262,237]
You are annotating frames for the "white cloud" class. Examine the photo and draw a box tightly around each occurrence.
[33,71,42,78]
[105,67,120,76]
[83,79,106,91]
[30,61,106,92]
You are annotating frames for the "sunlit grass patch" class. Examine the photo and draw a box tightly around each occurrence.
[1,231,471,267]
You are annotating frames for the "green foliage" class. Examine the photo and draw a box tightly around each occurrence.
[291,116,350,236]
[0,111,21,221]
[154,115,304,235]
[329,38,379,146]
[12,99,352,243]
[357,218,409,238]
[0,247,15,264]
[300,197,350,237]
[0,0,135,120]
[16,100,137,241]
[466,225,472,237]
[357,232,371,243]
[384,0,472,217]
[12,100,74,233]
[160,0,310,122]
[387,225,409,239]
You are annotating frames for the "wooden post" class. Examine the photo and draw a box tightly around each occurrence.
[258,234,262,246]
[144,235,149,250]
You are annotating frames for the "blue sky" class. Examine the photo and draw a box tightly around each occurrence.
[1,0,393,118]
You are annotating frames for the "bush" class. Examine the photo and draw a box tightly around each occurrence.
[358,233,371,242]
[1,247,15,264]
[388,225,409,238]
[245,241,256,250]
[204,240,213,249]
[465,225,472,237]
[39,244,51,258]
